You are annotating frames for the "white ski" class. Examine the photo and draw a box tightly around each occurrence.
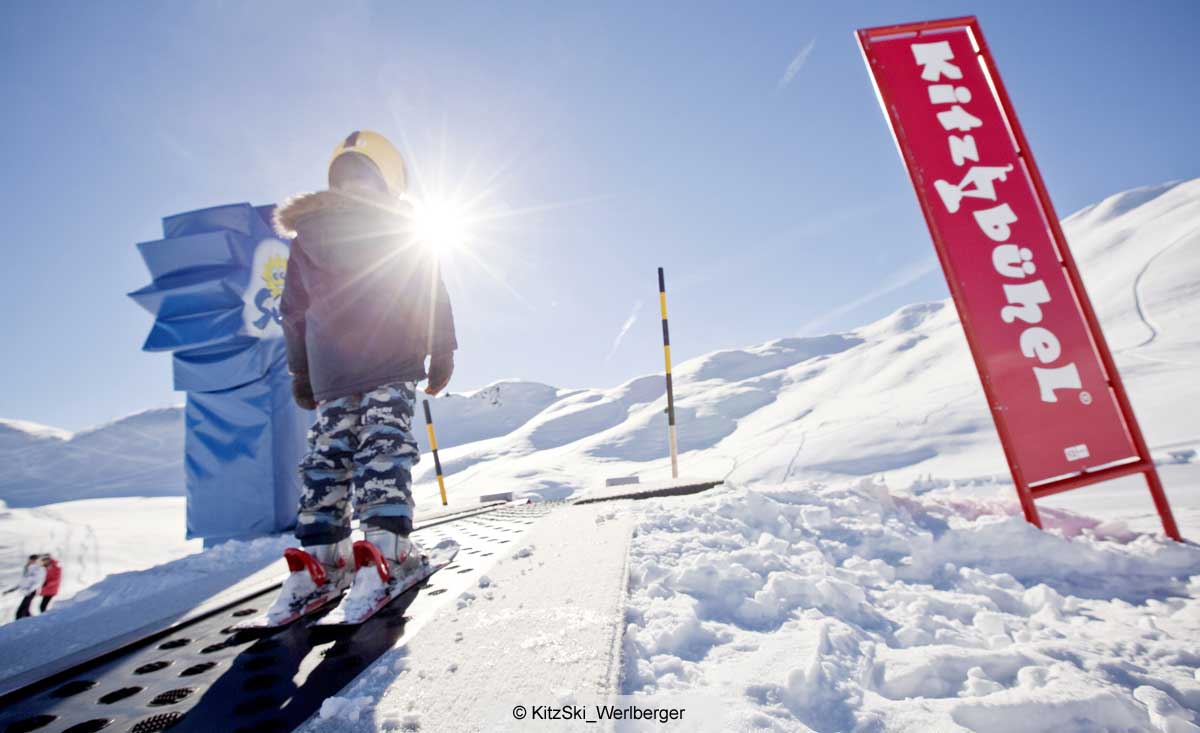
[233,547,350,631]
[315,539,459,627]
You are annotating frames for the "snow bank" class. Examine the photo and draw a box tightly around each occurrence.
[623,479,1200,732]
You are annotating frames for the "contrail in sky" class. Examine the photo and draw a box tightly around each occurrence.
[605,300,643,362]
[777,38,816,92]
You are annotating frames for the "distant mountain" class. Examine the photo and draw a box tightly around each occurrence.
[0,409,185,507]
[416,380,562,451]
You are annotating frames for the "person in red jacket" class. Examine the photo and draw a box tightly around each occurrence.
[38,555,60,613]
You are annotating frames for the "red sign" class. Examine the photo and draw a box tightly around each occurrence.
[858,17,1181,540]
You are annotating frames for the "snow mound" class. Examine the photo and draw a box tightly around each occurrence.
[319,695,375,724]
[0,407,185,507]
[677,334,864,383]
[0,418,71,442]
[623,479,1200,732]
[416,380,561,451]
[1066,180,1184,228]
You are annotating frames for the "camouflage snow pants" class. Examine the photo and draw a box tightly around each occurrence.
[295,382,420,546]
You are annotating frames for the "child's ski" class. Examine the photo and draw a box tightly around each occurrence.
[233,548,349,631]
[315,539,459,627]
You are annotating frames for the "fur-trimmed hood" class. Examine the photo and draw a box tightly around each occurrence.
[273,188,412,239]
[275,186,457,405]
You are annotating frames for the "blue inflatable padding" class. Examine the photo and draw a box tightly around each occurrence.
[163,202,279,240]
[173,338,276,394]
[185,380,273,540]
[129,274,244,324]
[268,356,310,534]
[136,231,245,281]
[131,202,313,542]
[142,306,245,353]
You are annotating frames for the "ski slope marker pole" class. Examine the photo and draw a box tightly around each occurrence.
[658,267,679,479]
[422,400,448,506]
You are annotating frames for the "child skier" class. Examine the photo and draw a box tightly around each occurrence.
[14,555,45,620]
[268,130,457,620]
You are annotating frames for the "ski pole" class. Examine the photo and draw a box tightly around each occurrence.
[658,267,679,479]
[422,400,448,506]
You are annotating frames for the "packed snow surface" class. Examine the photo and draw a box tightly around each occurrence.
[299,503,635,733]
[623,480,1200,732]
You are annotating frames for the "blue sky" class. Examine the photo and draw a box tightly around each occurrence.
[2,1,1198,431]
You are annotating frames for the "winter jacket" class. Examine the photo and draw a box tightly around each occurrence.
[40,560,61,597]
[18,564,45,594]
[274,189,457,403]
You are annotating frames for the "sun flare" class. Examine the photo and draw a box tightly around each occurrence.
[408,195,472,255]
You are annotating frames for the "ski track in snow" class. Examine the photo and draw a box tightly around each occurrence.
[783,432,806,482]
[1122,224,1200,369]
[1128,226,1197,357]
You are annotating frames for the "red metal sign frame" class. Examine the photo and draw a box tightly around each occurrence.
[857,16,1181,540]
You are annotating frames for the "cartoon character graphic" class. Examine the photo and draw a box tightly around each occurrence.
[253,253,288,330]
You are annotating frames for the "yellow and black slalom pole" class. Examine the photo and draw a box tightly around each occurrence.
[422,400,448,506]
[658,267,679,479]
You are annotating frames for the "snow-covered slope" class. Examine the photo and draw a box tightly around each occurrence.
[402,179,1200,535]
[0,383,564,508]
[0,408,185,507]
[1067,181,1200,363]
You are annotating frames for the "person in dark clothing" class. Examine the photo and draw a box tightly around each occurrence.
[14,555,45,620]
[39,555,61,613]
[266,130,458,619]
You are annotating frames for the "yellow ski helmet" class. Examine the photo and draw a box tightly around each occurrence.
[329,130,407,196]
